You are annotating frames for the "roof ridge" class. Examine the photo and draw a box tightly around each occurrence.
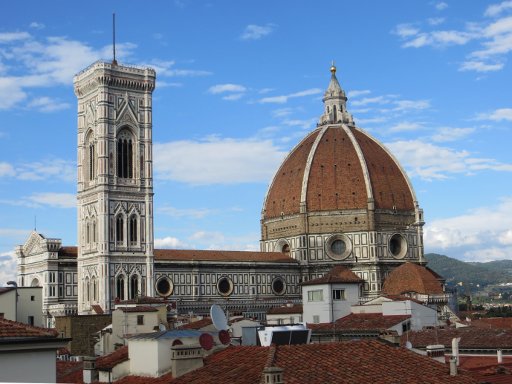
[260,345,278,384]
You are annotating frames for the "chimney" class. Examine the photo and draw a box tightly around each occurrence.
[171,344,204,378]
[83,356,98,384]
[451,337,461,366]
[497,349,503,364]
[426,344,445,364]
[449,356,457,376]
[262,366,284,384]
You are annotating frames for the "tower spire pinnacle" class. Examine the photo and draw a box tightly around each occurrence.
[318,63,353,126]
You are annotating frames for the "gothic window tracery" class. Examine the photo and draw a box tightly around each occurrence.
[116,215,124,243]
[117,129,134,179]
[129,215,138,245]
[130,274,139,299]
[116,275,125,300]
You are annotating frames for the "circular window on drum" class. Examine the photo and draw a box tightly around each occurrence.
[389,233,407,259]
[217,276,234,297]
[325,234,352,260]
[271,277,286,295]
[155,276,173,297]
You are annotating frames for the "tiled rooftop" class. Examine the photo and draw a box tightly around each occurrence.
[117,306,159,313]
[308,313,410,332]
[0,318,58,339]
[97,345,129,370]
[171,340,477,383]
[58,246,78,258]
[267,304,303,315]
[403,327,512,349]
[382,262,444,295]
[301,265,363,286]
[154,249,296,263]
[178,317,213,330]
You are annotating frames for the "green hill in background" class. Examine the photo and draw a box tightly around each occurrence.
[425,253,512,290]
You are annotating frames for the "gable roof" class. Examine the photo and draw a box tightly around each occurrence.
[0,318,59,340]
[404,327,512,349]
[308,313,410,332]
[154,249,296,263]
[382,262,444,295]
[301,266,363,286]
[170,340,476,384]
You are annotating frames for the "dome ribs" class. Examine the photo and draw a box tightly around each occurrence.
[306,127,367,211]
[263,130,319,219]
[352,129,415,211]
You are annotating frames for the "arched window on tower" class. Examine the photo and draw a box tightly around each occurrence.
[116,215,124,243]
[89,142,95,180]
[85,277,90,302]
[333,105,338,122]
[130,275,139,299]
[129,215,138,245]
[116,275,125,300]
[92,276,97,302]
[117,129,133,179]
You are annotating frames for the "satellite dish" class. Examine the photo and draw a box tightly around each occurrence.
[210,304,228,331]
[172,339,183,346]
[158,323,167,331]
[405,341,412,350]
[199,333,214,351]
[218,329,231,345]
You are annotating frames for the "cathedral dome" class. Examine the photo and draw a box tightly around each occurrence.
[262,124,416,220]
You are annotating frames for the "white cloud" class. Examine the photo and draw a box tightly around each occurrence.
[207,84,247,94]
[272,108,293,118]
[27,193,76,208]
[154,137,287,184]
[393,24,420,38]
[222,93,244,101]
[158,206,214,219]
[428,17,445,26]
[240,24,276,40]
[425,197,512,262]
[154,236,186,249]
[0,32,31,43]
[485,1,512,17]
[351,96,389,107]
[0,162,15,177]
[386,139,512,180]
[459,60,504,72]
[27,96,70,112]
[29,22,45,30]
[187,230,259,251]
[477,108,512,121]
[393,99,430,111]
[0,250,18,286]
[389,122,424,132]
[0,78,27,109]
[281,118,316,129]
[431,127,475,142]
[348,89,371,98]
[16,158,76,182]
[259,88,322,104]
[435,2,448,10]
[403,30,474,48]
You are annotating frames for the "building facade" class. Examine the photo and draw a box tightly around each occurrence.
[16,60,426,321]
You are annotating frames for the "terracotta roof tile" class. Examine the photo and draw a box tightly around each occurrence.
[309,313,410,332]
[171,340,477,383]
[267,304,303,315]
[154,249,296,263]
[178,317,213,330]
[117,306,159,313]
[58,246,77,258]
[403,327,512,349]
[301,265,363,286]
[57,360,83,383]
[383,262,444,295]
[468,317,512,330]
[0,318,59,339]
[91,304,104,314]
[96,345,129,370]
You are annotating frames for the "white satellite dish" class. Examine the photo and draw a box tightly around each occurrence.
[210,304,229,331]
[405,341,412,350]
[158,323,167,331]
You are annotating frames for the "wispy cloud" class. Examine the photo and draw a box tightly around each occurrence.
[151,60,212,77]
[259,88,322,104]
[348,89,371,98]
[158,205,214,219]
[27,192,75,208]
[27,96,70,112]
[207,83,246,101]
[0,31,31,43]
[459,60,504,72]
[435,2,448,11]
[0,158,76,182]
[389,122,424,133]
[240,24,276,40]
[155,236,186,249]
[386,139,512,180]
[154,137,287,184]
[431,127,476,142]
[485,1,512,17]
[477,108,512,121]
[29,22,45,30]
[425,197,512,262]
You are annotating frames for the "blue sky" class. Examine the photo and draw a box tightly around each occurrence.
[1,0,512,284]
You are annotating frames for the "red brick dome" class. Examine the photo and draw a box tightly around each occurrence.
[262,124,416,220]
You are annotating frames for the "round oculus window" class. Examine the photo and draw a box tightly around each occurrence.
[389,233,407,259]
[325,234,352,260]
[155,277,173,297]
[217,277,234,297]
[271,277,286,295]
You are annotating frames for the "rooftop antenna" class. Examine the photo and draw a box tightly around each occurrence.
[112,13,117,65]
[34,215,37,231]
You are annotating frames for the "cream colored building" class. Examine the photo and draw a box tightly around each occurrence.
[16,60,427,321]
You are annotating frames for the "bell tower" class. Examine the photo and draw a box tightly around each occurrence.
[74,61,156,314]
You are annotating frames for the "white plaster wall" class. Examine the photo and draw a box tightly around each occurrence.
[128,338,171,377]
[18,287,43,326]
[0,350,56,383]
[382,300,437,331]
[266,313,301,325]
[0,290,16,321]
[303,283,360,324]
[350,304,382,314]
